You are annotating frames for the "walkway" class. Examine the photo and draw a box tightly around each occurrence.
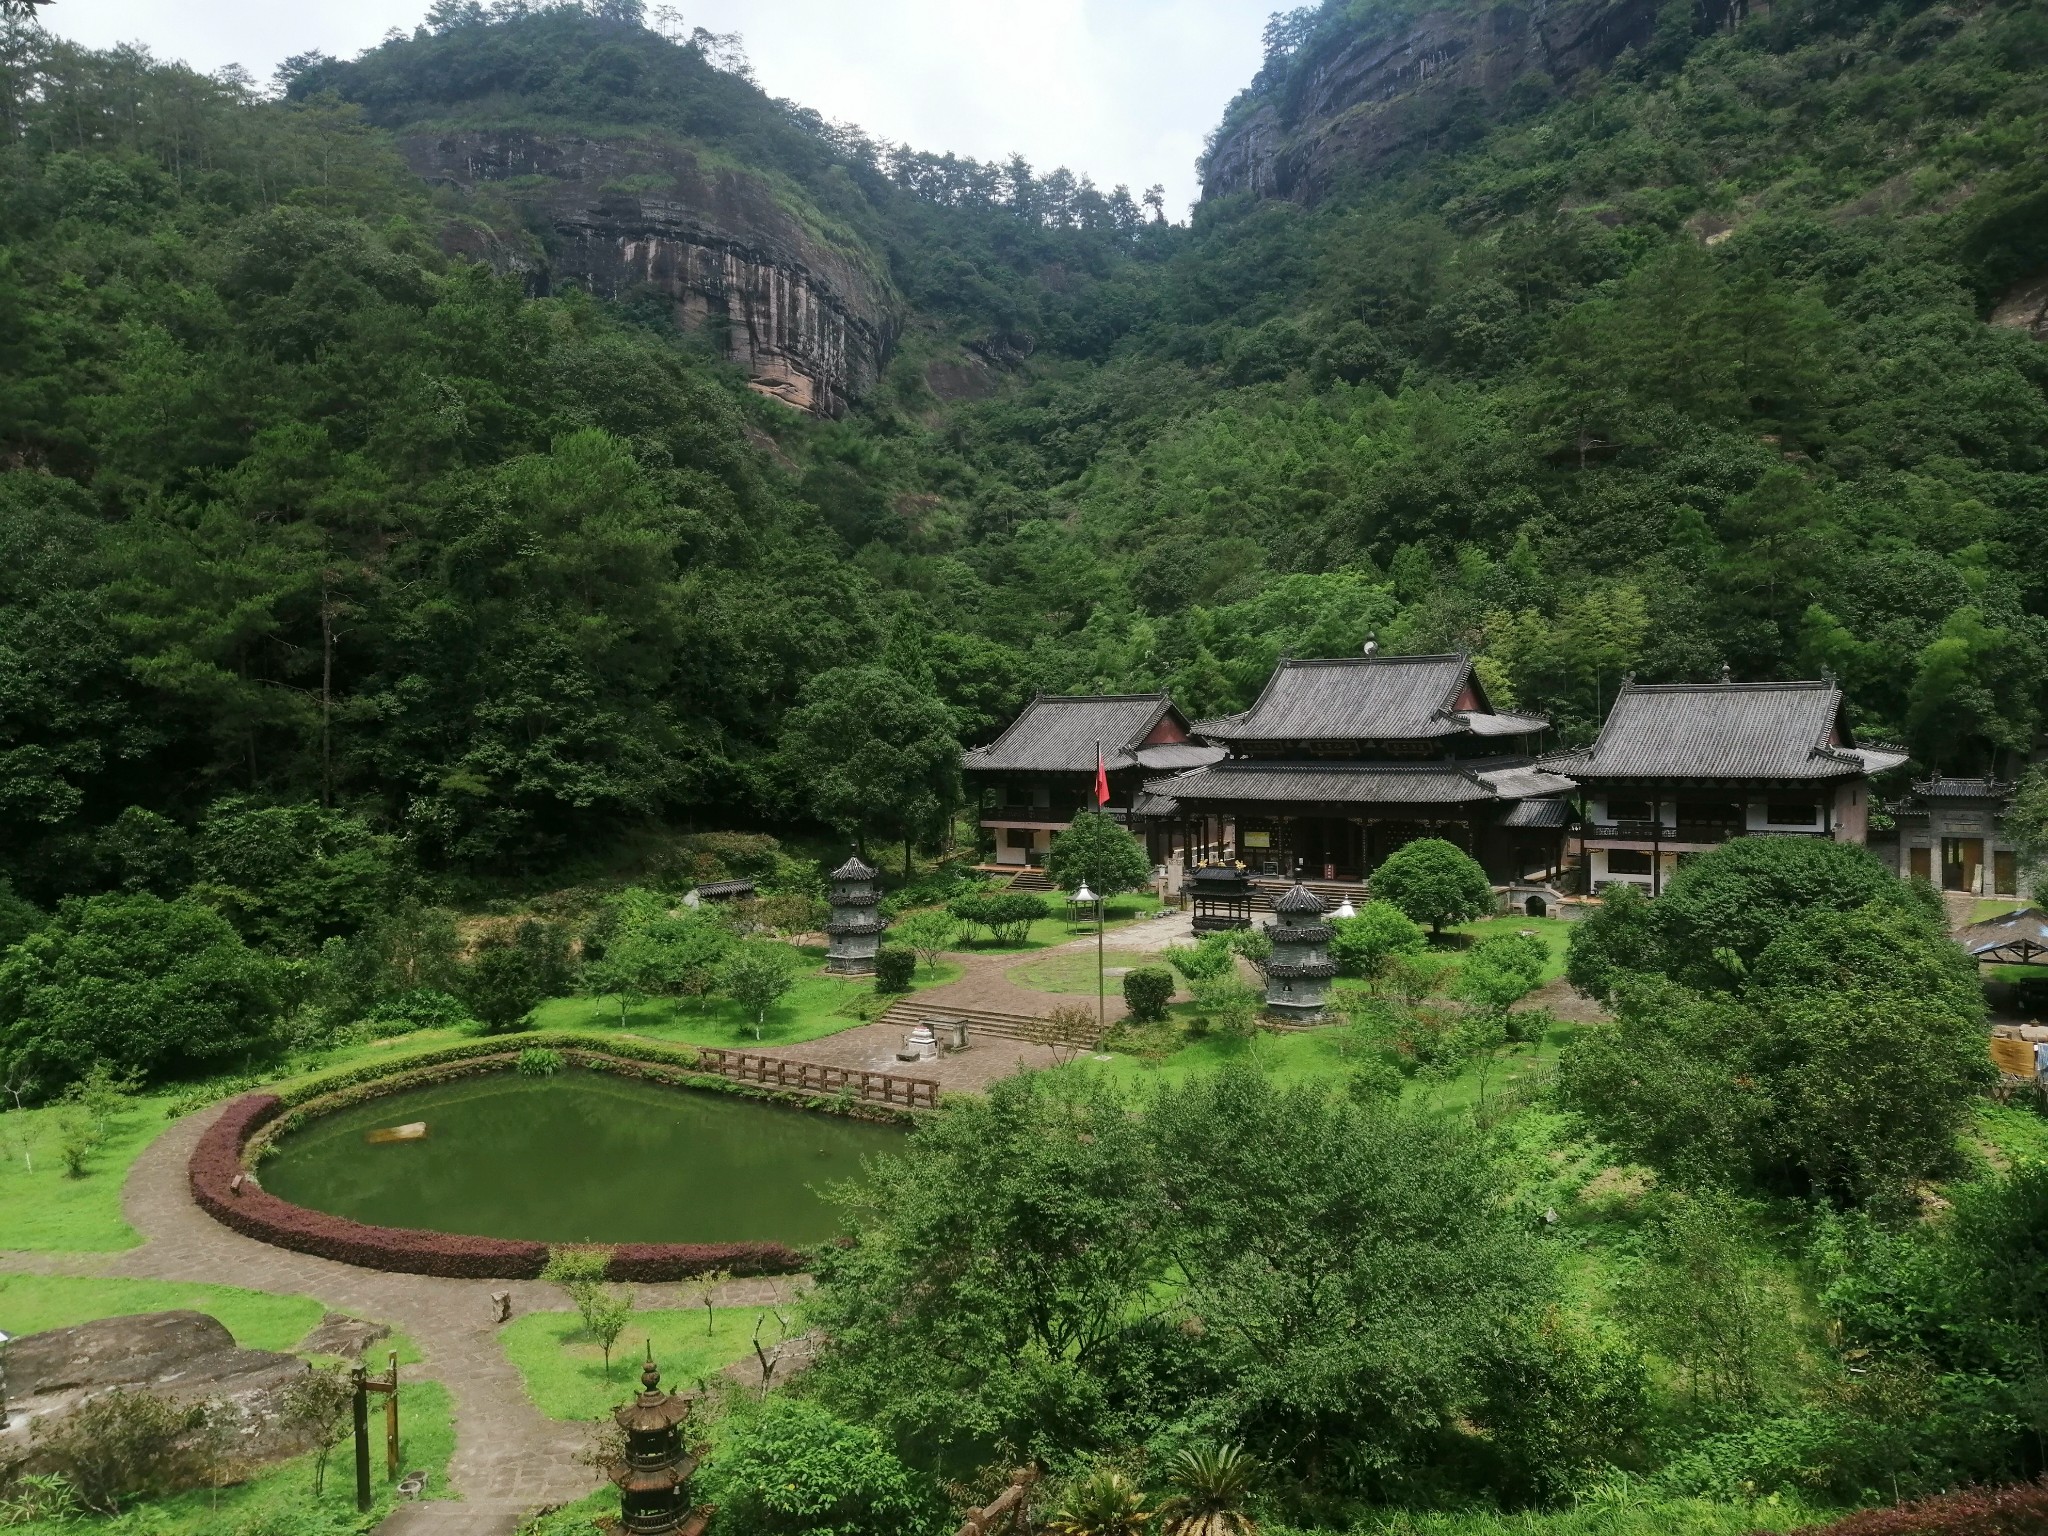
[0,1102,801,1534]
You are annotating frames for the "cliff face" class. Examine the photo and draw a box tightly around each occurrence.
[405,131,896,416]
[1204,0,1732,205]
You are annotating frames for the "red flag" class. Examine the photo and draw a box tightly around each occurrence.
[1095,744,1111,808]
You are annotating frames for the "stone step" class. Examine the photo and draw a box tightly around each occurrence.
[874,999,1107,1048]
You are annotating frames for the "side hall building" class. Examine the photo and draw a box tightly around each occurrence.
[1542,675,1908,896]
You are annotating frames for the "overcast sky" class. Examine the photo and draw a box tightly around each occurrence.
[46,1,1276,214]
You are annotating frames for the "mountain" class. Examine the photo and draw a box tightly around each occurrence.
[0,0,2044,894]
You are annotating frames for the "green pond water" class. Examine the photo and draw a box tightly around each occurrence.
[259,1069,905,1245]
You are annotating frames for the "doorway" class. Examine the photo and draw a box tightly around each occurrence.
[1943,837,1985,893]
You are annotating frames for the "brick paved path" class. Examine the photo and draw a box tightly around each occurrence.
[0,1103,803,1534]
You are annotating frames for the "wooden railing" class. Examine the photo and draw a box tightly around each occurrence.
[693,1049,940,1110]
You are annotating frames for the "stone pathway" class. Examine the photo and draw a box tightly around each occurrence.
[0,1104,802,1534]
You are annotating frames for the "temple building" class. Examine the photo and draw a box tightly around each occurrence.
[962,693,1220,869]
[1543,675,1909,896]
[1882,774,2030,899]
[1138,654,1578,884]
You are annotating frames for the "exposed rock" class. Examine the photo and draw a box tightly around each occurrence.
[1203,0,1744,206]
[404,130,897,415]
[1990,273,2048,343]
[1,1311,313,1475]
[297,1311,392,1360]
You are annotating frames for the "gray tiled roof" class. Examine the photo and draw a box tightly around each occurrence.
[830,854,879,881]
[1912,775,2012,800]
[1146,758,1577,807]
[963,695,1177,774]
[1502,798,1572,828]
[1196,655,1543,743]
[1546,680,1881,782]
[1136,742,1228,771]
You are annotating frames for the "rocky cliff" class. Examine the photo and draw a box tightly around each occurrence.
[1204,0,1738,205]
[406,131,897,416]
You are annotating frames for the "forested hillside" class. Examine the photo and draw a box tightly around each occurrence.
[1,0,2046,896]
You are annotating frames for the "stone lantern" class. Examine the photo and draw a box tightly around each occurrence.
[609,1354,698,1536]
[825,851,886,975]
[1264,883,1336,1023]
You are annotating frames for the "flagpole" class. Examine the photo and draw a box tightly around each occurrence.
[1095,740,1106,1035]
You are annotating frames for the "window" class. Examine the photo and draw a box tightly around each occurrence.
[1606,849,1653,876]
[1606,798,1653,822]
[1766,803,1820,827]
[1006,828,1034,849]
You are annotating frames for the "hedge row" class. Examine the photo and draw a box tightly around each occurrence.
[269,1031,704,1108]
[191,1041,823,1279]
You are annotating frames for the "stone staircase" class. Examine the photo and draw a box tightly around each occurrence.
[874,998,1107,1049]
[1248,877,1369,913]
[1005,869,1057,893]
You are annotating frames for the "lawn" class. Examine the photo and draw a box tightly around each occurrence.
[502,1305,786,1420]
[0,1273,329,1353]
[1008,948,1170,997]
[0,1090,183,1252]
[2,1378,456,1533]
[530,950,964,1049]
[1444,914,1576,982]
[947,894,1169,955]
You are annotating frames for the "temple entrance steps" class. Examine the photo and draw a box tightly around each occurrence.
[1005,869,1057,893]
[873,997,1108,1050]
[1248,877,1371,912]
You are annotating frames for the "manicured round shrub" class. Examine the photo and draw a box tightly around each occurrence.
[873,947,916,994]
[1121,966,1175,1022]
[701,1399,944,1536]
[1370,839,1494,935]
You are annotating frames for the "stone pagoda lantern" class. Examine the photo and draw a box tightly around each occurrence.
[825,851,886,976]
[1264,883,1336,1023]
[609,1353,701,1536]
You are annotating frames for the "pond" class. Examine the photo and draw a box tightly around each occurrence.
[259,1069,906,1245]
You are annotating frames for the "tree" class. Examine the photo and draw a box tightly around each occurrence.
[2006,765,2048,887]
[701,1400,942,1536]
[0,894,282,1090]
[1158,1445,1259,1536]
[1454,931,1548,1020]
[806,1072,1163,1460]
[777,667,960,879]
[579,1285,634,1381]
[1369,839,1493,936]
[190,798,402,955]
[1328,902,1426,981]
[721,942,799,1039]
[1652,836,1929,991]
[1046,811,1152,899]
[279,1367,354,1494]
[460,920,574,1034]
[1564,882,1662,1001]
[893,909,958,973]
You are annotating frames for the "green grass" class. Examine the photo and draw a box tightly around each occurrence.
[529,950,963,1048]
[3,1378,457,1533]
[948,894,1168,955]
[0,1273,331,1352]
[1974,1099,2048,1167]
[0,1091,183,1252]
[1974,898,2028,923]
[502,1305,785,1420]
[1323,1494,1819,1534]
[1008,948,1168,997]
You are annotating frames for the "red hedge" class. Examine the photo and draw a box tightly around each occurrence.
[191,1093,808,1282]
[1784,1478,2048,1535]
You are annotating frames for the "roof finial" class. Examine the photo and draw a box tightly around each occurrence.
[1718,662,1732,684]
[1820,665,1837,686]
[1362,631,1379,658]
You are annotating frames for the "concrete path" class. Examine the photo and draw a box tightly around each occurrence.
[0,1103,802,1534]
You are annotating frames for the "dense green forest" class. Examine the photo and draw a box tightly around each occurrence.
[3,0,2046,895]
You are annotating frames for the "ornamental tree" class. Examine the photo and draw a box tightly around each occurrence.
[1369,839,1493,936]
[1046,811,1152,899]
[1329,901,1427,980]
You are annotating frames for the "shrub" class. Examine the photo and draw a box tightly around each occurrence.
[0,892,284,1091]
[1565,882,1663,1000]
[701,1399,943,1536]
[517,1047,564,1076]
[1164,934,1237,982]
[1191,975,1262,1036]
[0,1473,81,1526]
[949,891,1047,945]
[461,919,576,1033]
[542,1246,614,1286]
[32,1388,225,1515]
[1783,1476,2048,1534]
[1369,839,1493,935]
[360,988,471,1037]
[1046,811,1152,898]
[892,909,959,971]
[1328,902,1426,979]
[873,947,916,994]
[1653,836,1930,990]
[1454,932,1549,1018]
[1122,966,1174,1022]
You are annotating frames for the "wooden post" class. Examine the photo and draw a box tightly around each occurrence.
[382,1352,399,1481]
[351,1364,371,1512]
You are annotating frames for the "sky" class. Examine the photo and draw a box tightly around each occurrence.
[45,1,1279,214]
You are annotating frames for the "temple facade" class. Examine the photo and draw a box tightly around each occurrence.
[1139,654,1577,884]
[1542,676,1908,896]
[1881,774,2031,899]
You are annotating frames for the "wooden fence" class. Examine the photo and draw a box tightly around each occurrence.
[693,1049,940,1110]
